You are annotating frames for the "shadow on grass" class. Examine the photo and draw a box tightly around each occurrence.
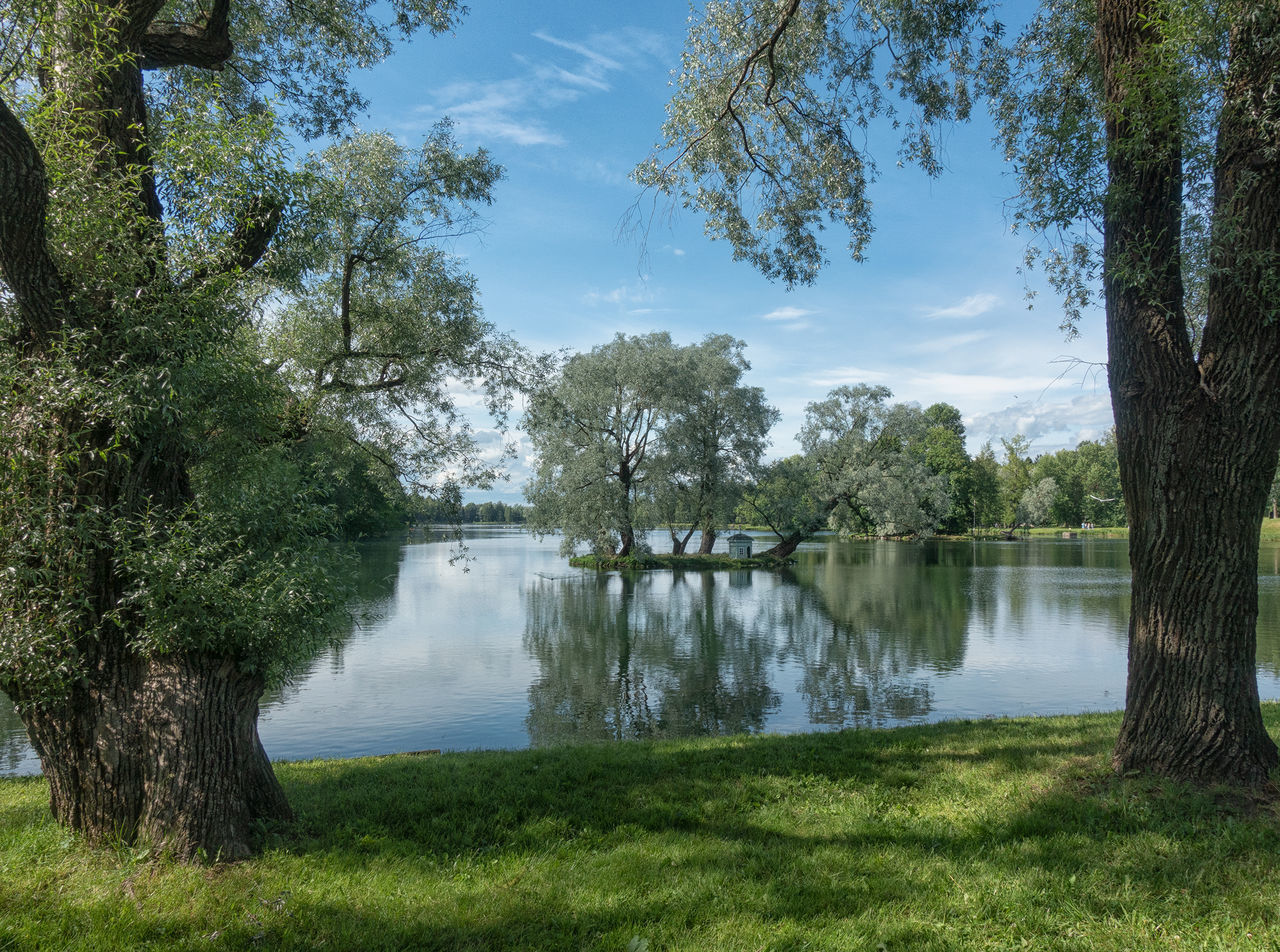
[214,712,1271,949]
[278,714,1117,854]
[4,712,1280,950]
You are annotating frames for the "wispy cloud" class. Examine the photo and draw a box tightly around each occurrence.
[908,331,991,354]
[583,281,652,307]
[415,81,565,146]
[925,293,999,319]
[532,31,624,74]
[407,27,667,150]
[762,306,816,322]
[803,366,894,388]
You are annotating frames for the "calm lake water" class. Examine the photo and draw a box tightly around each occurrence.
[6,528,1280,775]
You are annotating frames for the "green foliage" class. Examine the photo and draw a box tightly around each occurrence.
[144,0,467,139]
[800,385,951,538]
[415,499,528,525]
[1032,431,1124,527]
[736,454,826,539]
[634,0,996,287]
[998,434,1034,525]
[984,0,1229,336]
[0,0,500,707]
[1017,476,1058,527]
[650,335,779,550]
[265,126,530,512]
[526,333,757,557]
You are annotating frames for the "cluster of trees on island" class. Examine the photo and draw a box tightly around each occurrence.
[1,0,1278,863]
[523,332,1126,559]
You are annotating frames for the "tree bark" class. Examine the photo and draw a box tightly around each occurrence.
[20,655,290,860]
[697,526,717,554]
[1101,0,1280,785]
[761,531,804,559]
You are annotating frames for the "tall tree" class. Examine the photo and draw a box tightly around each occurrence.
[640,0,1280,784]
[0,0,487,857]
[999,434,1035,525]
[525,333,680,558]
[921,403,975,534]
[653,335,779,554]
[266,127,529,511]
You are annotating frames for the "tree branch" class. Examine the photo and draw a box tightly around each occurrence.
[141,0,234,70]
[0,95,69,346]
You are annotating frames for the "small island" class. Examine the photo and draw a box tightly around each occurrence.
[569,552,793,571]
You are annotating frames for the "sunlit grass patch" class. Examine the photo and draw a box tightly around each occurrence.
[2,709,1280,950]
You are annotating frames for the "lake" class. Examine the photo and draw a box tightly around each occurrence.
[6,528,1280,775]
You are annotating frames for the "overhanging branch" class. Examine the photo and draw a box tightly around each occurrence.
[0,95,69,346]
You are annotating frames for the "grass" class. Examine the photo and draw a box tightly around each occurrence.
[1025,525,1130,539]
[4,709,1280,950]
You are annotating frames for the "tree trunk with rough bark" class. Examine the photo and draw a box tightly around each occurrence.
[697,526,717,555]
[1100,0,1280,785]
[0,0,296,858]
[22,656,291,859]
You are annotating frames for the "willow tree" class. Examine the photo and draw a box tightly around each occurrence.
[0,0,477,858]
[525,332,680,558]
[640,0,1280,785]
[651,334,778,554]
[265,126,531,523]
[740,385,950,557]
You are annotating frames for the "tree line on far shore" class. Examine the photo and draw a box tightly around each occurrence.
[522,332,1128,560]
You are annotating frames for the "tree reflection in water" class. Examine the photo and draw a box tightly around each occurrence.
[522,542,980,742]
[523,570,781,744]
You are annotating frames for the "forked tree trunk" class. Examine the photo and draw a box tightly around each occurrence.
[1101,0,1280,784]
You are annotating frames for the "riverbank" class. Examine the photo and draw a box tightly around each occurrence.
[4,709,1280,950]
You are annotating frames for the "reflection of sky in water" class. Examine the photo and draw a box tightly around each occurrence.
[5,530,1280,774]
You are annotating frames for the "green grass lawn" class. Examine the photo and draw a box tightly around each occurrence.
[4,710,1280,950]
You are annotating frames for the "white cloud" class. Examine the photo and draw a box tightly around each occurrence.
[761,306,816,322]
[532,31,624,74]
[908,331,991,354]
[802,366,894,387]
[924,293,1000,319]
[409,28,666,151]
[583,281,652,307]
[417,82,565,147]
[965,393,1114,453]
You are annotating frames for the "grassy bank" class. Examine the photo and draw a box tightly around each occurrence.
[4,710,1280,950]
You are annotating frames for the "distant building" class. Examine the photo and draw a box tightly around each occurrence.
[727,533,753,559]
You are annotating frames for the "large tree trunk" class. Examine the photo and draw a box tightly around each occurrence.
[1,33,294,853]
[761,531,805,559]
[697,526,717,555]
[1101,0,1280,785]
[20,655,290,860]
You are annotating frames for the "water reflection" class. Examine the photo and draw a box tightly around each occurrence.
[6,532,1280,773]
[523,571,782,744]
[263,534,406,706]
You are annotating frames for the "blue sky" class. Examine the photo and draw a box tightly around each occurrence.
[355,1,1113,503]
